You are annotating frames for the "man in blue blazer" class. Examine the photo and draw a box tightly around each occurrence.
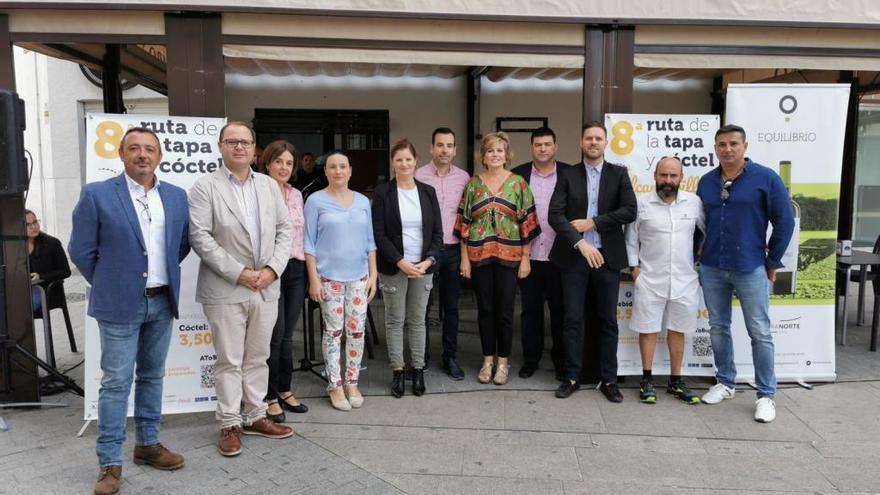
[69,127,190,495]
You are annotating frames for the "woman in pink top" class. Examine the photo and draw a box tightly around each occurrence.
[258,140,308,422]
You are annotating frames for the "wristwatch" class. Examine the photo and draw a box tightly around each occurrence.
[427,256,437,266]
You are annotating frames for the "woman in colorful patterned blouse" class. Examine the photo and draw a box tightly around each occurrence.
[456,132,540,385]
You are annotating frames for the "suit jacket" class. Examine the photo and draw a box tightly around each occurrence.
[371,179,443,275]
[548,160,637,271]
[510,160,571,184]
[69,174,190,322]
[188,168,292,305]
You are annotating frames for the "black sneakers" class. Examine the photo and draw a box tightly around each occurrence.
[555,380,580,398]
[667,379,700,405]
[639,380,657,404]
[599,382,624,403]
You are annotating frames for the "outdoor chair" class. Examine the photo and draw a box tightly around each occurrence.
[32,279,78,368]
[849,233,880,326]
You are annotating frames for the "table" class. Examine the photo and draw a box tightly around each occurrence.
[837,252,880,351]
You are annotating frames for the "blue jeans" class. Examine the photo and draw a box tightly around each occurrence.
[700,265,776,398]
[31,286,42,313]
[96,293,174,467]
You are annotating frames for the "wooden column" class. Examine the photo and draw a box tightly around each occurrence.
[837,71,859,241]
[580,25,634,384]
[582,25,634,124]
[0,14,40,402]
[102,44,125,114]
[165,13,225,117]
[465,67,483,175]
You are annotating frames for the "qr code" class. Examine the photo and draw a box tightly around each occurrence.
[692,335,713,357]
[200,364,215,389]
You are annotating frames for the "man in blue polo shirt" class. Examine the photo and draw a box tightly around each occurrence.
[696,124,794,423]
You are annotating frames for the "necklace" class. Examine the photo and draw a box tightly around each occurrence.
[721,166,744,182]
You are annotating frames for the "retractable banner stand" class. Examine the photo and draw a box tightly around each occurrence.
[726,84,848,383]
[83,113,226,420]
[604,114,720,376]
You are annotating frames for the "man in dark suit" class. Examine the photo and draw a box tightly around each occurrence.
[549,121,637,402]
[69,127,191,495]
[511,127,568,380]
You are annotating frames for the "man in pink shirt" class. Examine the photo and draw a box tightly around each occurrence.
[511,127,568,381]
[414,128,470,380]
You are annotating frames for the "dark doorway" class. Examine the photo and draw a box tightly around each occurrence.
[253,108,390,195]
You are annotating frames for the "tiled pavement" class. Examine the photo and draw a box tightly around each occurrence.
[1,275,879,494]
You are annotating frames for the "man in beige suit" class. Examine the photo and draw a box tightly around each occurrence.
[188,121,294,456]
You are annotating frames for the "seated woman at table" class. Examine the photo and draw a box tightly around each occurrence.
[372,138,443,398]
[456,132,540,385]
[26,209,72,314]
[304,150,378,411]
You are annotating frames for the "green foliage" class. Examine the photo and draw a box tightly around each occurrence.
[794,194,838,230]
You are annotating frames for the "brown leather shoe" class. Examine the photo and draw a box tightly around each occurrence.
[133,443,185,470]
[94,465,122,495]
[242,417,294,439]
[218,426,242,457]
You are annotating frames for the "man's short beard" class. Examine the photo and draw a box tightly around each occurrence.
[656,184,679,199]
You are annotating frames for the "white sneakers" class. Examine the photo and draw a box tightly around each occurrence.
[701,383,776,423]
[701,383,735,404]
[754,397,776,423]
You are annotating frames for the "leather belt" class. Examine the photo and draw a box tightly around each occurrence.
[145,286,168,297]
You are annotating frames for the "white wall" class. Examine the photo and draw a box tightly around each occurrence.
[480,77,714,167]
[227,72,714,174]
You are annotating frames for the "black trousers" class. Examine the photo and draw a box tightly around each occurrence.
[266,258,306,398]
[560,258,620,383]
[471,262,517,358]
[426,244,462,362]
[518,260,565,370]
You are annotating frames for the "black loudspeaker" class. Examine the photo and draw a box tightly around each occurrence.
[0,89,27,196]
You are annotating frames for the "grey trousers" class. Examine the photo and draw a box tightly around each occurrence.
[379,270,432,369]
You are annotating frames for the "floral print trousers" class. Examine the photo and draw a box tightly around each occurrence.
[319,275,368,391]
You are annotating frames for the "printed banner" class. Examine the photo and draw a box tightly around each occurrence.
[83,113,226,420]
[726,84,848,383]
[605,114,720,377]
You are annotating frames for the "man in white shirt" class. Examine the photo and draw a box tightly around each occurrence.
[624,157,705,405]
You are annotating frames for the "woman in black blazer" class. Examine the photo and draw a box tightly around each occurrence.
[25,209,71,313]
[372,138,443,398]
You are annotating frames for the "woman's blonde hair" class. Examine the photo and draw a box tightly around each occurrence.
[477,131,513,168]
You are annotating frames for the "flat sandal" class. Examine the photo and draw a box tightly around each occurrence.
[493,364,510,385]
[477,362,493,384]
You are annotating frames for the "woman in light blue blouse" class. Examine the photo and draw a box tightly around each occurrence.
[304,150,378,411]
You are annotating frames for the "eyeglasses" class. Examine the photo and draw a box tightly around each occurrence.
[720,180,733,202]
[221,139,255,149]
[135,195,151,223]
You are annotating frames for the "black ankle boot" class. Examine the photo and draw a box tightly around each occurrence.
[412,368,426,396]
[391,369,405,398]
